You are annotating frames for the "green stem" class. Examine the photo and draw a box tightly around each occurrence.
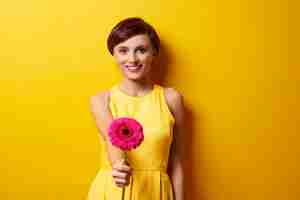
[122,187,125,200]
[121,152,127,200]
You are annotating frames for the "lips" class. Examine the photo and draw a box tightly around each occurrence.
[125,64,143,72]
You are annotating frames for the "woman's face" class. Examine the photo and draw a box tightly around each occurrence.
[113,34,156,81]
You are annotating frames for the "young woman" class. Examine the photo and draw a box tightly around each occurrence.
[88,17,185,200]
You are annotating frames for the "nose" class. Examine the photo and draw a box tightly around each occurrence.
[128,52,138,63]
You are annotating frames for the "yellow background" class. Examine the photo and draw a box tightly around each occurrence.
[1,0,299,199]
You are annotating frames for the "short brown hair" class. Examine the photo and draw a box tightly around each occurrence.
[107,17,160,55]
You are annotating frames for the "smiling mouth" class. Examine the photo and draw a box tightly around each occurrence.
[125,64,143,72]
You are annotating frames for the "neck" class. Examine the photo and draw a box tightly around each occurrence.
[119,78,154,96]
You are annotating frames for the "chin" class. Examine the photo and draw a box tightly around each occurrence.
[127,77,144,81]
[126,74,147,81]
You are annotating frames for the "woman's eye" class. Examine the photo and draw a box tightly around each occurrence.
[137,48,147,53]
[118,49,127,54]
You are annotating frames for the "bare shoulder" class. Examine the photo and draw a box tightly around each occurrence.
[90,91,109,102]
[163,87,184,114]
[89,90,111,112]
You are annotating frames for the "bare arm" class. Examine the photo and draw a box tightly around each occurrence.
[89,91,131,187]
[165,88,185,200]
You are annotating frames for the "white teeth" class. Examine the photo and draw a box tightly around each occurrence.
[127,65,141,68]
[126,64,142,71]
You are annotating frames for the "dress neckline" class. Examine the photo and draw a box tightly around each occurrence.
[116,84,157,100]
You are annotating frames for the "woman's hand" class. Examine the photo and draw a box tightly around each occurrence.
[111,159,132,187]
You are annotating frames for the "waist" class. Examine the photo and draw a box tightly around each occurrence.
[99,165,167,173]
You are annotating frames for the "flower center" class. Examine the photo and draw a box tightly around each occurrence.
[122,127,131,136]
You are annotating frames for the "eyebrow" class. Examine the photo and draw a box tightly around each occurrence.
[117,45,149,49]
[117,46,128,49]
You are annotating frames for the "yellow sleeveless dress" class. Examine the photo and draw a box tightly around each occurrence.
[87,83,175,200]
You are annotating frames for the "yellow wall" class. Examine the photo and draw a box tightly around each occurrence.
[1,0,299,199]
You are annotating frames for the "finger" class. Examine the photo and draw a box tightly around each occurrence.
[115,178,129,186]
[112,170,132,180]
[114,178,129,186]
[111,170,127,179]
[114,164,132,173]
[112,165,131,174]
[119,160,131,170]
[115,177,126,184]
[115,182,126,188]
[115,173,130,181]
[117,173,131,182]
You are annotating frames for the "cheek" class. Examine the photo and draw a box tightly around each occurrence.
[142,55,154,64]
[114,55,126,65]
